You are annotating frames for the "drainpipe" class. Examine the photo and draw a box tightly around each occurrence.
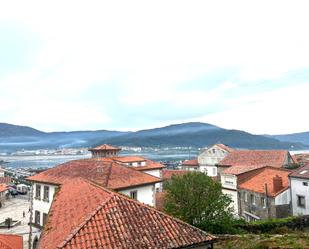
[28,184,34,249]
[265,183,270,219]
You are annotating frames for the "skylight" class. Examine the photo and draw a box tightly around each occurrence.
[300,170,308,175]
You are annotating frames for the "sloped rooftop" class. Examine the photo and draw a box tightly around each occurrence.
[89,144,121,151]
[239,167,291,197]
[0,234,23,249]
[27,159,161,190]
[219,150,289,168]
[39,178,215,249]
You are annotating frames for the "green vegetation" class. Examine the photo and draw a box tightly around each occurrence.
[215,232,309,249]
[163,172,240,234]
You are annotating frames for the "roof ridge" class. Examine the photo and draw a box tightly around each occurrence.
[103,161,113,187]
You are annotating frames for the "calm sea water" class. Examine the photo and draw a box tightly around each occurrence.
[1,149,306,169]
[0,149,199,169]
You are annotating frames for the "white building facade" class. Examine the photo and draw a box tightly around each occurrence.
[198,144,233,177]
[290,176,309,216]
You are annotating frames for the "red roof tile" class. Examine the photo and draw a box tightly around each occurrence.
[0,184,8,193]
[0,234,23,249]
[290,163,309,179]
[111,157,165,171]
[27,159,161,190]
[293,153,309,166]
[181,159,198,166]
[239,167,291,197]
[219,150,289,168]
[89,144,121,151]
[0,177,11,185]
[223,165,265,175]
[39,178,215,249]
[162,169,189,181]
[216,144,235,153]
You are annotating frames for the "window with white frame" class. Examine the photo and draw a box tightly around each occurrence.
[130,190,137,200]
[35,185,41,200]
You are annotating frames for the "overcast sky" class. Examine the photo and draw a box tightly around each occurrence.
[0,1,308,134]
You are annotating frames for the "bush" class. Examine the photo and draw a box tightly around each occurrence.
[236,217,296,234]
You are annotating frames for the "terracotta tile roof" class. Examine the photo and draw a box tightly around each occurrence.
[219,150,289,168]
[223,165,265,175]
[155,191,167,211]
[39,178,215,249]
[112,156,146,163]
[290,163,309,179]
[99,157,165,171]
[0,177,11,185]
[27,159,161,190]
[89,144,121,151]
[0,184,8,193]
[239,167,291,197]
[162,169,189,181]
[0,234,23,249]
[293,153,309,166]
[216,144,235,153]
[181,159,199,167]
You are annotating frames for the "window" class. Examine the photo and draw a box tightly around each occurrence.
[261,197,266,208]
[297,195,306,208]
[43,186,49,202]
[212,167,217,176]
[244,192,248,202]
[250,194,256,205]
[34,210,40,225]
[225,178,234,185]
[303,182,308,186]
[130,190,137,200]
[35,185,41,200]
[43,213,48,226]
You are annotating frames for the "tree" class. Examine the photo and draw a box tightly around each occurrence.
[164,172,235,233]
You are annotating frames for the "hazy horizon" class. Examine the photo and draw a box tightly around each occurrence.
[1,1,308,134]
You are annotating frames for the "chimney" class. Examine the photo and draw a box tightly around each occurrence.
[273,175,283,193]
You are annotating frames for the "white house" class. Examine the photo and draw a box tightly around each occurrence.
[88,145,165,192]
[197,144,234,177]
[27,154,162,245]
[180,144,233,177]
[290,164,309,216]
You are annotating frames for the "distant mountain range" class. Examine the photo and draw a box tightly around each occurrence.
[0,122,308,152]
[272,132,309,146]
